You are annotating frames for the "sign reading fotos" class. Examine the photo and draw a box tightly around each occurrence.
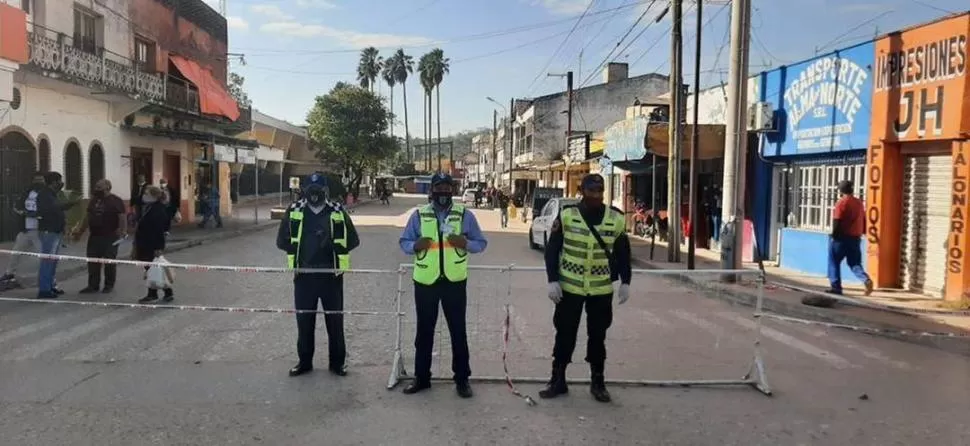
[763,42,874,156]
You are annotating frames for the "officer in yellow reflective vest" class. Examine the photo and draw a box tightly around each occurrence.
[398,173,488,398]
[541,173,632,403]
[276,172,360,377]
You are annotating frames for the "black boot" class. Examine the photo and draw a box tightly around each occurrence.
[402,378,431,394]
[538,363,568,399]
[590,364,611,403]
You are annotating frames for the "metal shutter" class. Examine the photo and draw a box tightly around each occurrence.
[900,155,951,297]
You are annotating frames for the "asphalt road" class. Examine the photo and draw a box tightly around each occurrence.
[0,196,968,445]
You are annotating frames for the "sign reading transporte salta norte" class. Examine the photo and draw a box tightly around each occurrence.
[761,41,875,156]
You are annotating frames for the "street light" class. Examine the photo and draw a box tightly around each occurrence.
[486,97,512,189]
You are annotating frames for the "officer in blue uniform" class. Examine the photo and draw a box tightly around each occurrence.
[276,172,360,377]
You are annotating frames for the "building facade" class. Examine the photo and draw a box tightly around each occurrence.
[866,13,970,301]
[753,41,875,279]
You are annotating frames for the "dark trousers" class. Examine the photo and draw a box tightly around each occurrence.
[827,236,870,293]
[413,279,470,382]
[86,235,118,289]
[294,273,346,368]
[551,291,614,367]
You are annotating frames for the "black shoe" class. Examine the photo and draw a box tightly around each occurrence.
[456,380,473,398]
[289,364,313,377]
[590,365,611,403]
[162,291,174,303]
[101,286,114,294]
[138,294,158,304]
[402,379,431,394]
[0,273,15,282]
[53,287,65,295]
[329,364,347,376]
[539,363,569,399]
[79,287,99,294]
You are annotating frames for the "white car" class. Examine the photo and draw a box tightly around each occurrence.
[529,197,579,250]
[461,189,478,205]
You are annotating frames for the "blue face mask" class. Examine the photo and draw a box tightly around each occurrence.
[431,191,451,208]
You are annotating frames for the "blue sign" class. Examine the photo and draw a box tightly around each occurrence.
[604,115,648,161]
[760,41,874,157]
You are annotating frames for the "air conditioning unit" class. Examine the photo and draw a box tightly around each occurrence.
[748,101,775,132]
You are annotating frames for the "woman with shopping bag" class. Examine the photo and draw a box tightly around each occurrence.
[134,186,175,303]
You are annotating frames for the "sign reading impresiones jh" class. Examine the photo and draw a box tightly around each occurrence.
[761,41,874,156]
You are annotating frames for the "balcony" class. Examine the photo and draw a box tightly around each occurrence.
[26,27,164,102]
[165,76,200,114]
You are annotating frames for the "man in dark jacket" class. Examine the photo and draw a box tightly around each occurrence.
[276,172,360,377]
[72,179,127,294]
[1,172,46,289]
[36,172,69,299]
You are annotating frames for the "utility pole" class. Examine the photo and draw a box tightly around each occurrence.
[667,0,684,263]
[687,0,703,269]
[720,0,752,279]
[508,97,514,191]
[492,110,497,186]
[566,71,574,148]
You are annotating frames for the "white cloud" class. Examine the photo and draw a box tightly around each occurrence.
[296,0,338,8]
[535,0,592,16]
[250,4,293,21]
[259,22,433,47]
[227,16,249,31]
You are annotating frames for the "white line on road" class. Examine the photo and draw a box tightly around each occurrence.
[807,329,912,370]
[2,310,132,360]
[0,314,77,347]
[63,312,180,362]
[715,311,855,370]
[637,308,672,328]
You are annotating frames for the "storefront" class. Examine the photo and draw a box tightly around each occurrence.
[755,41,875,277]
[866,13,970,301]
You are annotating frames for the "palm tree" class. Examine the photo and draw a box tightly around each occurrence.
[389,49,414,161]
[426,49,450,170]
[381,60,396,139]
[418,52,436,171]
[356,47,381,92]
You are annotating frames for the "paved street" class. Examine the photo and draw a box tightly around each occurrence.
[0,196,968,445]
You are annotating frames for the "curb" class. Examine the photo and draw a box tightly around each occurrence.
[631,257,970,357]
[21,200,376,288]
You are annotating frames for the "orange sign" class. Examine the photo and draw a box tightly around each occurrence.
[870,14,970,143]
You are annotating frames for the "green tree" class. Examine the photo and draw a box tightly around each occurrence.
[388,49,414,162]
[306,83,397,198]
[356,47,382,92]
[426,49,450,167]
[228,72,251,108]
[418,52,436,171]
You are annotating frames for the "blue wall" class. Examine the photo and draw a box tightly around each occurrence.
[779,228,868,284]
[760,41,874,157]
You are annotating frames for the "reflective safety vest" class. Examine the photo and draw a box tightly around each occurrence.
[413,204,468,285]
[558,206,625,296]
[287,204,351,274]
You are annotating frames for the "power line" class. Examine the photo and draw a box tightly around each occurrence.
[813,10,894,55]
[645,2,722,74]
[906,0,955,14]
[453,12,618,64]
[523,0,596,94]
[578,0,661,87]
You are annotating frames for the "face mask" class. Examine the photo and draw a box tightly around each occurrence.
[142,194,157,204]
[306,191,325,205]
[92,190,106,198]
[159,183,167,188]
[431,191,452,208]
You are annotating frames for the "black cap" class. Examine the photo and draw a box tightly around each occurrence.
[430,172,454,186]
[580,173,605,189]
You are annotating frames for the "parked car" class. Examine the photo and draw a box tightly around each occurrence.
[462,188,478,205]
[529,197,579,250]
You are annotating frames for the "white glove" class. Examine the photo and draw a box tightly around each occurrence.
[617,283,630,305]
[547,282,563,304]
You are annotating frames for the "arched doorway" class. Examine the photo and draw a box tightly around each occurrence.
[64,141,83,195]
[0,130,37,242]
[89,143,105,194]
[38,138,50,172]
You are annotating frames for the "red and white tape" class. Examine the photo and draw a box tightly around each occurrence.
[0,295,404,316]
[502,303,537,406]
[760,312,970,339]
[0,249,399,275]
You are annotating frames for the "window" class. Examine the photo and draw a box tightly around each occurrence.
[790,163,866,232]
[21,0,30,14]
[73,8,99,53]
[611,173,621,205]
[135,37,156,72]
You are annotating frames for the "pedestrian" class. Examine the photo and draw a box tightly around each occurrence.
[276,172,360,377]
[130,174,149,223]
[0,172,47,289]
[135,186,174,303]
[159,178,180,233]
[36,172,69,299]
[198,182,223,228]
[398,172,488,398]
[498,190,510,228]
[825,180,873,296]
[72,179,127,294]
[541,173,632,403]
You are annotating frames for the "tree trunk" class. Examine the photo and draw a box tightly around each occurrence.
[388,86,394,139]
[402,83,411,162]
[428,92,433,171]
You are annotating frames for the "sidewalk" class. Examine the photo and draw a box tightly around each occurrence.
[629,237,970,356]
[1,200,374,288]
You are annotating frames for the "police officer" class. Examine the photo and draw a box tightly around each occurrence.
[276,172,360,377]
[540,173,632,403]
[398,173,488,398]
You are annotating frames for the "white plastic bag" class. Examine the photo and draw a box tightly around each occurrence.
[146,255,175,289]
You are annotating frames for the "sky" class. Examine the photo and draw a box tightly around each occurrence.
[215,0,968,136]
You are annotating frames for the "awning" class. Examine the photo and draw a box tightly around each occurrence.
[646,124,726,160]
[169,55,240,122]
